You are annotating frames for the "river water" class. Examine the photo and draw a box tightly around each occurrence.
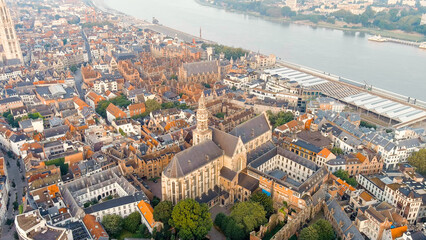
[104,0,426,101]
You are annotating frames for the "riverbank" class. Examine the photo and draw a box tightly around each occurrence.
[195,0,426,43]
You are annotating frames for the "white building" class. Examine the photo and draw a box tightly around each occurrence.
[93,79,118,94]
[15,210,73,240]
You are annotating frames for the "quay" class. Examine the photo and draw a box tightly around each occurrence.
[385,37,421,47]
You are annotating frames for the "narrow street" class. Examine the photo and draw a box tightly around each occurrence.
[0,152,27,240]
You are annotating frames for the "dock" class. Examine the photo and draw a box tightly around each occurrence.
[385,37,421,47]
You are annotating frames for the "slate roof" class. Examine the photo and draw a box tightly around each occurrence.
[220,167,237,181]
[292,139,322,153]
[44,125,69,138]
[163,140,223,178]
[249,145,318,171]
[297,131,332,148]
[183,61,219,76]
[238,172,259,191]
[84,192,147,214]
[211,127,239,157]
[229,113,270,144]
[10,134,27,142]
[327,199,363,240]
[0,96,21,104]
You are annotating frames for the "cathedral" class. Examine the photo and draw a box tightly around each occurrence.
[161,93,272,206]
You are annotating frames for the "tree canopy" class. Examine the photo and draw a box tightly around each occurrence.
[102,214,123,238]
[230,201,267,234]
[153,200,173,224]
[214,213,245,240]
[170,199,212,240]
[250,191,274,218]
[95,95,131,118]
[267,110,294,128]
[300,220,335,240]
[145,99,161,113]
[312,219,335,240]
[201,43,248,60]
[123,212,142,233]
[334,169,357,187]
[299,226,319,240]
[331,147,344,156]
[408,149,426,176]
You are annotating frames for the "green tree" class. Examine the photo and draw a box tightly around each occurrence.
[360,120,377,129]
[281,6,296,17]
[334,169,349,180]
[145,99,161,113]
[408,149,426,176]
[102,214,123,237]
[139,224,152,238]
[151,196,161,207]
[124,212,142,233]
[161,102,175,109]
[224,217,245,240]
[28,112,43,120]
[215,112,225,119]
[214,212,226,227]
[153,200,173,224]
[119,128,127,136]
[331,147,344,156]
[230,201,267,234]
[69,65,78,73]
[313,219,335,240]
[299,226,319,240]
[170,199,212,240]
[334,169,357,187]
[250,192,274,218]
[267,110,294,128]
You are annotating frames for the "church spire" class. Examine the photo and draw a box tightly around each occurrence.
[193,92,212,146]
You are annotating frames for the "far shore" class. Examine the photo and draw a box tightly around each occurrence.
[195,0,426,42]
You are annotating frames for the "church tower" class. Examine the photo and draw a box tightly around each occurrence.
[0,0,23,65]
[192,92,212,146]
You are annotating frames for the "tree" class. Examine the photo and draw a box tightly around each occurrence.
[102,214,123,237]
[360,120,377,129]
[408,149,426,176]
[250,192,274,218]
[224,217,245,240]
[230,201,267,234]
[331,147,344,156]
[161,102,175,109]
[69,65,78,73]
[313,219,335,240]
[215,112,225,119]
[334,169,357,187]
[281,6,296,17]
[145,99,161,113]
[334,169,349,180]
[154,200,173,224]
[139,224,152,238]
[170,199,212,240]
[151,196,161,207]
[124,212,142,233]
[267,110,294,128]
[299,226,319,240]
[214,212,226,227]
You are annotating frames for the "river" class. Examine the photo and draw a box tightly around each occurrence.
[104,0,426,101]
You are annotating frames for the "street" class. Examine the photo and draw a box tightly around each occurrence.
[0,152,27,240]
